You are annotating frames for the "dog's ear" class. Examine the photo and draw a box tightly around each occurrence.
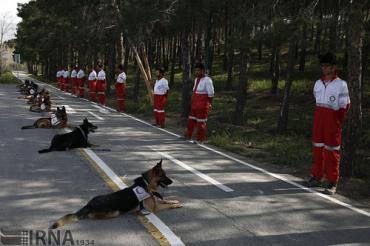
[156,159,163,168]
[57,107,60,111]
[62,106,66,112]
[83,118,88,123]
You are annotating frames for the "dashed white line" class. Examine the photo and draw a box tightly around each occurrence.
[88,111,104,120]
[152,149,234,193]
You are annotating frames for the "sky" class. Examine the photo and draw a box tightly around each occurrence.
[1,0,31,41]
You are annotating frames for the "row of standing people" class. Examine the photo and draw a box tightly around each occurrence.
[56,63,215,142]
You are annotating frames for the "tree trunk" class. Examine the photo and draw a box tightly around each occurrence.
[225,35,234,91]
[169,36,177,88]
[181,32,191,118]
[342,1,365,178]
[315,4,323,54]
[123,45,130,74]
[205,11,214,75]
[277,36,296,133]
[329,3,340,52]
[271,43,280,94]
[299,22,307,72]
[233,27,249,125]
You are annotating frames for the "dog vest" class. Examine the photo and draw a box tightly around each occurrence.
[50,113,60,126]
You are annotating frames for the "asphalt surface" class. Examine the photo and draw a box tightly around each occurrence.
[1,72,370,246]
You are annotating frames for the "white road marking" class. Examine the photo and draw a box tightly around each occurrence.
[88,111,104,120]
[198,143,370,218]
[153,150,234,193]
[92,105,110,114]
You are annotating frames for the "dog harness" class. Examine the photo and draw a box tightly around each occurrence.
[50,113,60,126]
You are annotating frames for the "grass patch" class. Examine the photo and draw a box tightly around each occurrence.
[0,72,21,84]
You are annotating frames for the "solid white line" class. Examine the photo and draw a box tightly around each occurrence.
[154,150,234,193]
[82,148,185,246]
[88,111,104,120]
[26,75,370,218]
[103,105,181,138]
[198,143,370,217]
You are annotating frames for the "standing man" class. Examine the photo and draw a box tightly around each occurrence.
[307,52,351,195]
[77,66,86,98]
[63,67,70,92]
[153,68,169,128]
[115,64,127,112]
[88,65,97,102]
[56,67,62,90]
[184,63,214,142]
[70,65,78,96]
[59,67,65,91]
[96,64,106,105]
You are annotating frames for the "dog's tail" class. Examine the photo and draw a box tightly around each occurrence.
[21,125,37,130]
[49,207,89,229]
[49,213,79,229]
[38,148,52,153]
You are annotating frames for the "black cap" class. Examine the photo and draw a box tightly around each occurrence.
[319,52,337,65]
[195,63,205,70]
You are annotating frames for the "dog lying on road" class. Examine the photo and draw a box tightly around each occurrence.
[22,106,68,129]
[38,118,97,153]
[50,160,182,229]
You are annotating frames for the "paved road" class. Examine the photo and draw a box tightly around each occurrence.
[1,72,370,246]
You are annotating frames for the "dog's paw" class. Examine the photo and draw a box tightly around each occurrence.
[162,200,180,204]
[170,203,182,209]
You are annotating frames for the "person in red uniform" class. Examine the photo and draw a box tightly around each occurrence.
[153,68,169,128]
[63,67,70,92]
[115,64,127,112]
[96,64,107,105]
[184,63,214,142]
[56,67,63,90]
[88,65,97,102]
[307,52,351,195]
[77,66,85,98]
[71,65,78,95]
[70,65,78,96]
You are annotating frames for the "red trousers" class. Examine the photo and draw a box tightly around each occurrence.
[89,80,97,102]
[97,80,106,105]
[61,77,65,91]
[153,94,167,127]
[63,77,69,92]
[311,106,342,183]
[71,78,77,95]
[185,94,210,141]
[78,78,85,97]
[57,77,62,90]
[115,83,126,112]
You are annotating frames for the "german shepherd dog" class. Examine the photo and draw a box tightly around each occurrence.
[30,90,51,112]
[50,160,182,229]
[22,106,68,129]
[38,118,97,153]
[18,80,39,97]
